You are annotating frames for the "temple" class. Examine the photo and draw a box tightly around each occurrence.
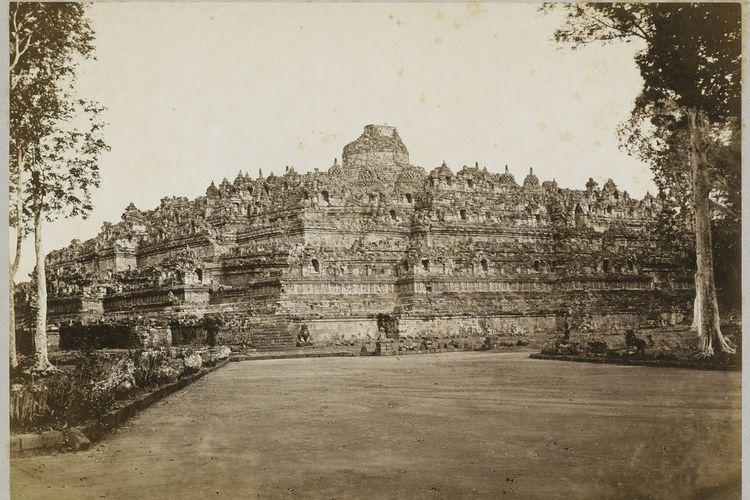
[25,124,693,351]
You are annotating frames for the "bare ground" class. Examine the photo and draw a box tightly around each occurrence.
[10,352,741,499]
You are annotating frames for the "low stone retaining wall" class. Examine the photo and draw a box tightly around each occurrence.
[529,353,741,371]
[10,359,230,456]
[231,351,356,362]
[230,343,532,363]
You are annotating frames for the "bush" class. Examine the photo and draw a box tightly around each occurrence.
[11,346,224,433]
[45,351,119,424]
[128,349,173,389]
[11,350,123,432]
[10,383,49,431]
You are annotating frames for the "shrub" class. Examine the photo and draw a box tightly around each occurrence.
[11,346,223,433]
[12,350,157,432]
[10,383,49,431]
[128,349,169,389]
[45,351,119,424]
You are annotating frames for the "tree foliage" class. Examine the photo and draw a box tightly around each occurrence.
[10,2,107,225]
[544,3,741,355]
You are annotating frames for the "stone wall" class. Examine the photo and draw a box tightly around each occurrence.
[25,124,693,350]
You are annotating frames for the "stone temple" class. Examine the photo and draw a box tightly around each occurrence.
[31,124,693,351]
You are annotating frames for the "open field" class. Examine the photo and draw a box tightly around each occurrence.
[11,352,740,499]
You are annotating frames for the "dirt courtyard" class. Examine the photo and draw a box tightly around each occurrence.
[11,352,740,499]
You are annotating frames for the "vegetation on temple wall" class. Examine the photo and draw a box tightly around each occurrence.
[544,3,740,356]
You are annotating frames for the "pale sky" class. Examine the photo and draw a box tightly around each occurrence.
[15,2,654,277]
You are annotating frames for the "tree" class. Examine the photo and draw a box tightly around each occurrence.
[543,3,740,356]
[10,2,108,371]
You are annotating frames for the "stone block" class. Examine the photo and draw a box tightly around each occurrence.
[9,436,22,452]
[184,353,203,372]
[19,433,42,450]
[41,430,65,447]
[67,428,91,450]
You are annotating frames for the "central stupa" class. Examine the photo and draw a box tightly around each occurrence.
[341,124,410,181]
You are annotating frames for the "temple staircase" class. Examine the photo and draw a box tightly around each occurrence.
[252,319,296,350]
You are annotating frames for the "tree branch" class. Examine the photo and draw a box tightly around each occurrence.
[709,199,737,219]
[580,8,649,43]
[10,4,36,74]
[11,34,33,73]
[10,4,21,72]
[711,176,734,196]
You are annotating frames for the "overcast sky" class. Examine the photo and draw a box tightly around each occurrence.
[15,2,653,277]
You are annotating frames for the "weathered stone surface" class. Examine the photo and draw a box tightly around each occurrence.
[19,433,42,450]
[41,430,65,447]
[17,124,692,351]
[67,428,91,450]
[211,346,232,360]
[184,353,203,372]
[9,436,22,452]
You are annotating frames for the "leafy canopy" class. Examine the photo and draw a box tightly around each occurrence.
[10,2,108,225]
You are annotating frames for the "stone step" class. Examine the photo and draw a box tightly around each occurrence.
[251,325,296,350]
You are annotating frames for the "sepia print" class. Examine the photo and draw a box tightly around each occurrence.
[7,2,742,499]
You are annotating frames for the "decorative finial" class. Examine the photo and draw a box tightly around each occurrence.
[475,161,479,168]
[441,160,447,168]
[505,165,509,172]
[258,168,263,180]
[529,167,533,175]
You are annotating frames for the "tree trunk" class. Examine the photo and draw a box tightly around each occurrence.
[9,274,19,369]
[9,149,25,369]
[33,207,53,371]
[691,283,700,330]
[688,108,734,356]
[9,226,22,368]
